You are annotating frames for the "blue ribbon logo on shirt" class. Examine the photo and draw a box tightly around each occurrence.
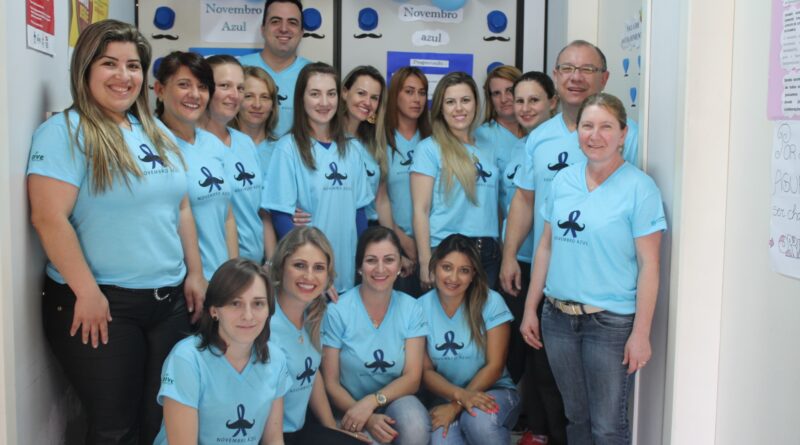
[225,404,255,437]
[547,152,569,172]
[507,164,521,180]
[137,144,165,169]
[435,330,465,357]
[557,210,585,238]
[400,150,414,166]
[199,166,224,192]
[475,162,492,183]
[365,162,376,177]
[325,162,347,186]
[234,162,255,186]
[296,356,316,385]
[277,93,288,105]
[364,349,395,373]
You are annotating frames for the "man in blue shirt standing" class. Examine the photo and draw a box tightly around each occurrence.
[240,0,311,136]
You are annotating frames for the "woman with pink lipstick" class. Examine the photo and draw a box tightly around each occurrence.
[419,234,519,445]
[410,72,501,291]
[154,51,238,281]
[27,21,204,443]
[154,258,290,444]
[269,227,369,444]
[322,226,430,445]
[262,62,372,293]
[384,67,432,297]
[200,55,273,265]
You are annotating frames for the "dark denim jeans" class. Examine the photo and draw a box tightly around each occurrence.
[541,299,634,445]
[43,278,190,445]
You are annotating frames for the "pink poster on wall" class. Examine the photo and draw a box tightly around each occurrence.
[768,0,800,120]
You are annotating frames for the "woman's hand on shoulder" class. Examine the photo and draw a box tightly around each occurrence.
[71,288,112,348]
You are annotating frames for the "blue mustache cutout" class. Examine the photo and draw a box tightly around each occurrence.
[138,144,165,169]
[399,150,414,166]
[557,210,585,238]
[151,34,179,40]
[365,162,376,177]
[475,162,492,182]
[325,162,347,186]
[483,36,511,42]
[234,162,255,186]
[303,32,325,39]
[547,152,569,172]
[354,33,383,39]
[507,164,520,180]
[277,94,288,105]
[364,349,395,373]
[199,167,224,192]
[435,331,465,357]
[225,404,255,437]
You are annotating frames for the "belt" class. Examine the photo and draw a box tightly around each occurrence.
[547,297,604,315]
[468,236,496,253]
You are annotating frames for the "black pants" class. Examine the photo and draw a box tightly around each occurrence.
[43,278,190,445]
[500,261,567,445]
[284,420,365,445]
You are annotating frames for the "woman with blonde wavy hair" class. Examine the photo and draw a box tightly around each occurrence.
[410,71,501,290]
[269,226,369,444]
[27,19,205,444]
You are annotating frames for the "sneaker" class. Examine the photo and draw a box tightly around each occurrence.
[517,431,549,445]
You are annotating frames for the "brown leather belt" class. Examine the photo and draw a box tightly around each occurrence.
[547,297,604,315]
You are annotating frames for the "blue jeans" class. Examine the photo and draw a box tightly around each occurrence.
[363,395,431,445]
[431,388,521,445]
[541,300,634,445]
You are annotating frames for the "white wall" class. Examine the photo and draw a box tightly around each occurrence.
[0,2,134,443]
[715,0,800,442]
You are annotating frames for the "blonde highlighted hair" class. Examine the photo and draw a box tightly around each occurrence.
[232,66,280,142]
[67,19,180,193]
[482,65,522,125]
[269,226,336,350]
[430,71,481,204]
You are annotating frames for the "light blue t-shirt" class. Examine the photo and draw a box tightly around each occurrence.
[27,112,187,288]
[501,138,535,263]
[410,137,500,246]
[351,138,381,222]
[262,135,373,292]
[177,128,231,281]
[322,287,428,401]
[223,129,265,264]
[514,113,639,263]
[475,120,524,176]
[238,53,311,137]
[154,336,292,445]
[386,131,421,235]
[542,161,666,315]
[256,139,276,180]
[270,302,321,433]
[419,289,515,391]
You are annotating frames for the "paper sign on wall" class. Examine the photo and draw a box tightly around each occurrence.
[200,0,265,43]
[770,120,800,277]
[27,0,55,56]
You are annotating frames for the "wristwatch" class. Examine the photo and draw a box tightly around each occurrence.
[374,392,388,407]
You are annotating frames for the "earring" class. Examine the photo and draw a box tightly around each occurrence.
[358,270,363,275]
[211,314,219,321]
[367,114,376,124]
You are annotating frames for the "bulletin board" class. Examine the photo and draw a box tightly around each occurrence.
[339,0,532,101]
[136,0,336,89]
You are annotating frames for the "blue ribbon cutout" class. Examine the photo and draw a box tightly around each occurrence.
[507,164,520,180]
[325,162,347,186]
[296,356,316,385]
[364,349,395,373]
[225,404,255,437]
[435,330,465,357]
[137,144,164,169]
[234,162,255,186]
[198,166,224,192]
[557,210,585,238]
[547,152,569,172]
[475,162,492,182]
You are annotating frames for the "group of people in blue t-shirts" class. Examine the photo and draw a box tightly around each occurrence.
[27,2,666,445]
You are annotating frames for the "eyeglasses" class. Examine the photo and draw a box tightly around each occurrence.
[555,64,605,75]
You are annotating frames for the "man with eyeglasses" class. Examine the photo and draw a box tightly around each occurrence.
[498,40,638,445]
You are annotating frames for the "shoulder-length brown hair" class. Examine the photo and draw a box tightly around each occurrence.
[384,66,431,156]
[231,66,281,142]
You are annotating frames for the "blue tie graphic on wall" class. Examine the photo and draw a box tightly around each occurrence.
[138,144,164,169]
[630,87,637,107]
[365,162,376,177]
[234,162,255,186]
[296,357,316,385]
[325,162,347,186]
[399,150,414,166]
[507,164,520,180]
[364,349,395,373]
[475,162,492,183]
[199,167,224,192]
[303,8,325,39]
[547,152,569,172]
[623,58,630,77]
[435,330,464,357]
[226,404,255,437]
[355,8,382,39]
[558,210,585,238]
